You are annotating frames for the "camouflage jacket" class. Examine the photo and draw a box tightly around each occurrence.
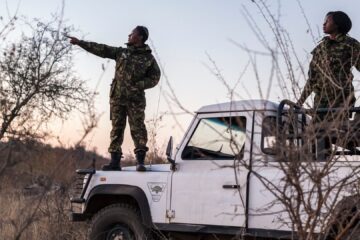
[299,34,360,108]
[78,41,161,102]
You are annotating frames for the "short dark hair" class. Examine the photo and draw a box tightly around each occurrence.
[327,11,352,34]
[135,26,149,43]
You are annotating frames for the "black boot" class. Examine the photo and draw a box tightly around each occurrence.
[102,152,121,171]
[135,150,146,172]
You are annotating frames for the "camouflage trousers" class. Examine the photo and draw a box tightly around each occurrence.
[108,99,148,154]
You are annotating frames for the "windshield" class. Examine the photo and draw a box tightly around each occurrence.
[182,116,247,160]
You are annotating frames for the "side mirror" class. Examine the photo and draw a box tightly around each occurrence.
[166,137,176,171]
[166,136,173,158]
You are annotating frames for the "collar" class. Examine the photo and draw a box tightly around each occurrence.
[323,33,347,43]
[125,43,151,53]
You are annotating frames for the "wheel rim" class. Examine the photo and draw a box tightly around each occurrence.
[106,224,134,240]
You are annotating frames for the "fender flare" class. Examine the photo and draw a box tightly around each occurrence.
[84,184,153,227]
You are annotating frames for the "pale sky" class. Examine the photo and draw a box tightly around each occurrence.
[1,0,360,157]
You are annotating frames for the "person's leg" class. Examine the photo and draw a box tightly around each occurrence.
[103,103,127,170]
[127,101,148,171]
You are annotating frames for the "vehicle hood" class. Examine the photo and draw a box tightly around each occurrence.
[122,163,171,172]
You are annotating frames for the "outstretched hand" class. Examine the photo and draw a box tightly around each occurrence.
[66,35,80,45]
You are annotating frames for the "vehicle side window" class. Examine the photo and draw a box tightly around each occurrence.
[182,116,247,160]
[262,116,277,155]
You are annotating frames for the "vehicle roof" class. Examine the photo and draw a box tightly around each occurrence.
[197,99,279,113]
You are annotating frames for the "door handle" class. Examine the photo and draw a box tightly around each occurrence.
[222,184,240,189]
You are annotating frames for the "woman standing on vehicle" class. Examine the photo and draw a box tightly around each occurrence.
[297,11,360,116]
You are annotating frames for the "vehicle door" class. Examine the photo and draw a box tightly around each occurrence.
[247,111,290,231]
[248,111,360,233]
[169,111,253,227]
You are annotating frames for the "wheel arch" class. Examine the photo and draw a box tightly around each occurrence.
[84,184,153,227]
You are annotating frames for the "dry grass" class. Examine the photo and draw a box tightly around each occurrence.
[0,138,167,240]
[0,141,94,240]
[0,192,87,240]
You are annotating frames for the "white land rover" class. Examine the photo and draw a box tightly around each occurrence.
[70,99,360,240]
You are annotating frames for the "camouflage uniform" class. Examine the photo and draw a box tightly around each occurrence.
[299,34,360,110]
[298,34,360,156]
[78,41,161,154]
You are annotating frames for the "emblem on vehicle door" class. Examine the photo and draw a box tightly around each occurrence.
[147,182,166,202]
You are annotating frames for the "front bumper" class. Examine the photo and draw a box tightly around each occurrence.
[69,168,96,222]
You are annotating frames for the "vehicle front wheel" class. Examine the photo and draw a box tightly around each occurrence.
[88,203,151,240]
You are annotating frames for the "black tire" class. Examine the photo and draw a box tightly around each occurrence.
[88,203,152,240]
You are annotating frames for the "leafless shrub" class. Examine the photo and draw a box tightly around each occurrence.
[0,18,89,141]
[0,5,101,240]
[221,1,360,239]
[152,0,360,239]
